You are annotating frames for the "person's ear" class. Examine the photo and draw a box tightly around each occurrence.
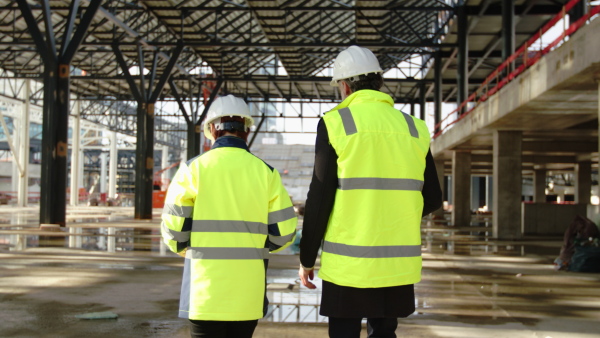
[339,81,352,97]
[210,124,218,140]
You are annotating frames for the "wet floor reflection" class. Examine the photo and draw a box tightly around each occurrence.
[1,207,599,329]
[264,270,326,323]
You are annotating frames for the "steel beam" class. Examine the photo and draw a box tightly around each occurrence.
[434,51,442,134]
[248,113,266,149]
[114,43,184,219]
[502,0,515,66]
[569,0,586,25]
[196,78,224,127]
[169,79,199,160]
[456,5,468,115]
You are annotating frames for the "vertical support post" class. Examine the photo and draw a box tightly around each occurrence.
[40,63,69,226]
[78,147,84,192]
[135,103,154,219]
[11,123,19,193]
[486,175,493,211]
[70,99,81,206]
[502,0,515,70]
[433,158,445,219]
[533,169,546,203]
[410,100,415,117]
[100,152,108,194]
[162,145,169,187]
[419,82,426,120]
[493,130,522,239]
[109,131,117,199]
[576,161,592,204]
[434,51,442,134]
[18,80,31,207]
[471,176,480,211]
[456,5,468,114]
[187,124,200,160]
[452,151,471,227]
[17,0,101,226]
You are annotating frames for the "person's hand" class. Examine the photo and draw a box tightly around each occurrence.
[299,264,317,289]
[177,248,187,258]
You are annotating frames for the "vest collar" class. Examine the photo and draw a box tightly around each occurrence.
[212,136,249,151]
[331,90,394,112]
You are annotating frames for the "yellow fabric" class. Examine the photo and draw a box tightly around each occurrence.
[161,139,297,321]
[319,90,430,288]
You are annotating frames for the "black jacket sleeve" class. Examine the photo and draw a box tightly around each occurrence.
[299,119,338,268]
[422,150,443,216]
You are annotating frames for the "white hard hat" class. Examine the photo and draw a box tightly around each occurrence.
[203,95,254,141]
[330,45,383,87]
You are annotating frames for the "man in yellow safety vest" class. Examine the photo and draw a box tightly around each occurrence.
[299,46,443,338]
[162,94,297,338]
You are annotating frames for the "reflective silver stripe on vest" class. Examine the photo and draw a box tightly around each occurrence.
[339,107,357,135]
[163,204,193,218]
[338,178,424,191]
[402,113,419,138]
[186,247,270,260]
[192,220,267,235]
[323,241,421,258]
[269,232,296,246]
[161,221,191,242]
[268,206,296,224]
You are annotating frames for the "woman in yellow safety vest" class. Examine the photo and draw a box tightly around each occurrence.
[161,95,297,338]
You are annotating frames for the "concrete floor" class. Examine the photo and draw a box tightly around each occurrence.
[0,206,599,337]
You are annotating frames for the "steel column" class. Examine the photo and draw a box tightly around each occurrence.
[100,152,108,194]
[533,169,546,203]
[109,131,117,199]
[457,5,468,114]
[576,162,593,204]
[419,82,426,120]
[186,124,200,160]
[18,80,31,207]
[434,51,442,133]
[161,145,169,187]
[135,103,154,219]
[433,158,445,218]
[16,0,102,226]
[114,43,183,219]
[502,0,515,68]
[70,100,81,206]
[40,64,67,226]
[452,151,472,227]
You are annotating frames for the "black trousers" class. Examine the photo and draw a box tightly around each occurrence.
[328,317,398,338]
[189,319,258,338]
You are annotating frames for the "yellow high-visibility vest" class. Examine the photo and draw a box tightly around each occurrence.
[319,90,430,288]
[161,136,297,321]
